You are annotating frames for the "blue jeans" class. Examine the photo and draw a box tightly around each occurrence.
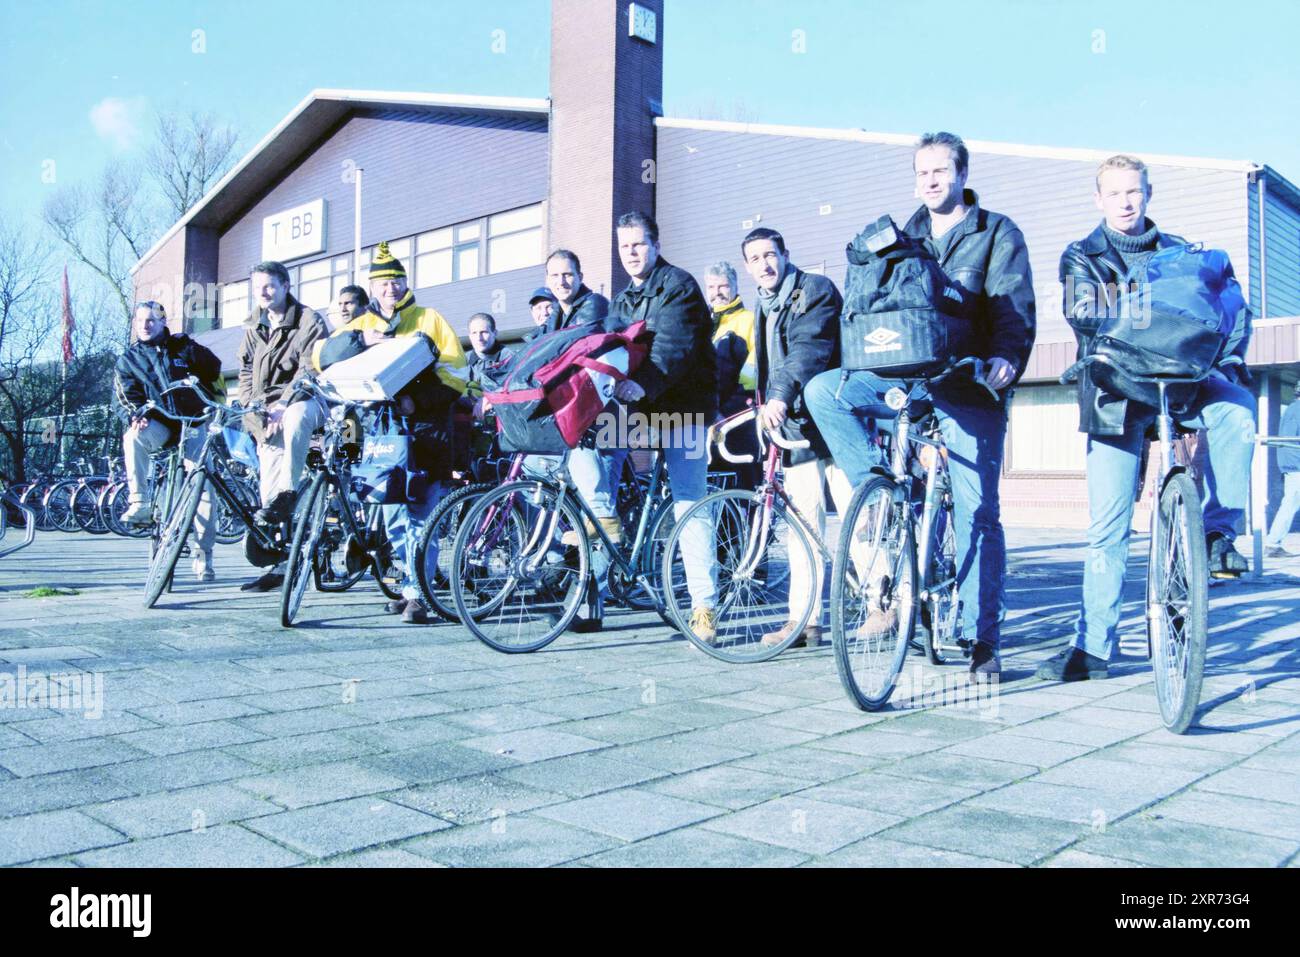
[662,422,718,609]
[382,481,448,601]
[805,368,1009,649]
[1073,374,1255,660]
[524,446,627,519]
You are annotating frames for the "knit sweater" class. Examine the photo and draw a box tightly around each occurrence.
[1104,220,1161,278]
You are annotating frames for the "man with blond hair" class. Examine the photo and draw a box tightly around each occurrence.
[1041,154,1254,681]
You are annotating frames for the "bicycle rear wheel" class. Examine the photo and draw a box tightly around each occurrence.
[312,491,368,593]
[662,488,815,662]
[281,472,328,627]
[214,476,254,545]
[44,480,79,532]
[450,480,588,653]
[921,495,960,665]
[1149,472,1208,734]
[609,495,676,618]
[831,477,916,711]
[71,481,109,534]
[143,468,206,609]
[416,482,493,622]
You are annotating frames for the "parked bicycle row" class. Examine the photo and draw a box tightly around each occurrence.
[81,133,1264,735]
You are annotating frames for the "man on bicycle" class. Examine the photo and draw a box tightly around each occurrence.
[1038,154,1255,682]
[609,211,720,642]
[114,301,223,581]
[237,260,329,591]
[313,241,469,624]
[741,228,851,648]
[805,132,1036,678]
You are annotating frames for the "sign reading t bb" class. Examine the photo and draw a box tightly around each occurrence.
[261,199,326,262]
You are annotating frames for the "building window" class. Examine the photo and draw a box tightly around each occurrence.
[1006,384,1087,474]
[488,204,543,274]
[296,257,333,314]
[219,280,249,329]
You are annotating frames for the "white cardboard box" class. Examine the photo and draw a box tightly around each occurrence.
[318,335,435,401]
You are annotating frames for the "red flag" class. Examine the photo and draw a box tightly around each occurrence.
[61,265,74,365]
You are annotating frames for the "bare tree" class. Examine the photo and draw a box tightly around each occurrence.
[146,110,239,220]
[0,215,121,482]
[43,160,157,339]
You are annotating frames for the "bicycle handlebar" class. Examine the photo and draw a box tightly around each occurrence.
[709,407,811,464]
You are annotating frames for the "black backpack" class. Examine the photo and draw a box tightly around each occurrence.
[839,216,975,377]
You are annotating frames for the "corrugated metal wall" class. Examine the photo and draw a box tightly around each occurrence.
[1249,179,1300,317]
[654,126,1251,346]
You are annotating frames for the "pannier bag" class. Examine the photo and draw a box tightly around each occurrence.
[352,409,428,505]
[1091,243,1245,410]
[486,320,648,454]
[839,215,974,377]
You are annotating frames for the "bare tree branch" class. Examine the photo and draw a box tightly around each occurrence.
[146,110,239,220]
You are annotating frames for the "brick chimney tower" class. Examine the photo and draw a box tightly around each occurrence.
[548,0,664,298]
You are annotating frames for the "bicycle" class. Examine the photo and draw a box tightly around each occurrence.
[280,380,401,627]
[659,407,825,663]
[1061,353,1209,734]
[828,359,994,710]
[447,440,678,654]
[141,380,290,609]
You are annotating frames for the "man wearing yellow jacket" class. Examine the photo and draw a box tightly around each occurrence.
[314,242,468,623]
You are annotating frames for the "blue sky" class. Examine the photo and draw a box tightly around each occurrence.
[2,0,1299,233]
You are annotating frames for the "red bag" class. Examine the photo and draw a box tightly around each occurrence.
[486,321,648,453]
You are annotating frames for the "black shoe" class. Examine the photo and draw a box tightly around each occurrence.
[255,490,297,526]
[383,598,409,615]
[1207,532,1248,578]
[240,571,285,592]
[1035,646,1108,682]
[969,641,1002,679]
[569,616,604,634]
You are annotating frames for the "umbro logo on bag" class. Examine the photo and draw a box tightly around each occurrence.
[863,326,903,353]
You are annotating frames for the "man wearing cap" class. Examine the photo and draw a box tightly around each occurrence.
[314,242,468,624]
[237,260,329,592]
[524,287,560,341]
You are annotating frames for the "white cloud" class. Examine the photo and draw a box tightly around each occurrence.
[89,96,147,151]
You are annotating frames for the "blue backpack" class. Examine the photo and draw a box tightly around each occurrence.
[1093,243,1247,408]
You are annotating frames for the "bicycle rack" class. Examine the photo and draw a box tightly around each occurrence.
[0,501,38,559]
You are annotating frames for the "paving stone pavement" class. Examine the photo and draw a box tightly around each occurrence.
[0,526,1298,868]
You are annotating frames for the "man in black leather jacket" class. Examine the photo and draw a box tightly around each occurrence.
[806,132,1036,678]
[744,227,852,649]
[609,211,719,643]
[1039,154,1255,682]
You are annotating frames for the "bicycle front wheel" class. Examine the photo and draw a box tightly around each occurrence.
[662,488,816,662]
[143,468,206,609]
[71,481,109,534]
[44,480,79,533]
[450,480,589,653]
[831,477,916,711]
[281,472,328,627]
[1149,472,1208,734]
[416,482,494,622]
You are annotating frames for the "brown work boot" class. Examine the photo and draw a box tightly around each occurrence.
[761,621,822,648]
[401,598,430,624]
[688,606,718,645]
